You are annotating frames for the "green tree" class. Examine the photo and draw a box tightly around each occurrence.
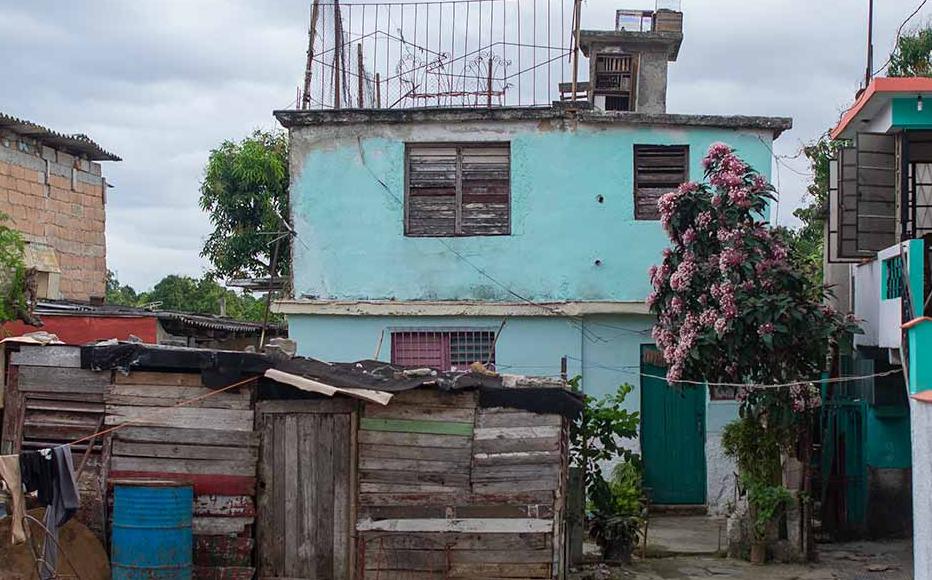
[105,271,277,323]
[199,130,290,281]
[888,26,932,77]
[106,270,139,306]
[786,136,842,286]
[0,212,28,323]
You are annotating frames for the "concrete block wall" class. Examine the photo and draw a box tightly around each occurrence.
[0,129,107,301]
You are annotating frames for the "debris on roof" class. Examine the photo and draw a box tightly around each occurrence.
[0,112,121,161]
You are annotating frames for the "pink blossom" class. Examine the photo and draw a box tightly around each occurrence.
[758,322,774,336]
[719,248,746,271]
[703,142,733,168]
[681,228,697,245]
[714,317,729,336]
[696,211,714,229]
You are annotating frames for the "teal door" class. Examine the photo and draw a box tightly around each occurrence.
[641,355,706,505]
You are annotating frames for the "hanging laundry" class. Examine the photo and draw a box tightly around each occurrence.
[39,445,80,580]
[20,450,54,506]
[0,454,26,544]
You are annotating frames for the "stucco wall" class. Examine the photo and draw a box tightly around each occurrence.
[288,311,737,508]
[911,398,932,579]
[288,119,773,304]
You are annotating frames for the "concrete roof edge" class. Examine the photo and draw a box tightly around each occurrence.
[273,107,793,137]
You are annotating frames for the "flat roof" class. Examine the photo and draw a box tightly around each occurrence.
[831,77,932,140]
[274,106,792,137]
[578,29,683,60]
[0,112,120,161]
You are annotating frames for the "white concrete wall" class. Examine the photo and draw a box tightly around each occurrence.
[707,399,739,515]
[911,398,932,580]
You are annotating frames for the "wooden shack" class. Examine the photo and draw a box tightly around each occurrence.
[1,341,580,580]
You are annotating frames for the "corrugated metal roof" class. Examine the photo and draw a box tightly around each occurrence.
[33,299,285,334]
[0,112,121,161]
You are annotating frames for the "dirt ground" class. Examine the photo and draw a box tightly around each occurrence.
[570,539,913,580]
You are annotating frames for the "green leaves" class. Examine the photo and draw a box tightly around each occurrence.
[199,130,290,280]
[888,27,932,78]
[0,212,27,323]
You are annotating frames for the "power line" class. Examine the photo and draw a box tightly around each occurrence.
[872,0,929,76]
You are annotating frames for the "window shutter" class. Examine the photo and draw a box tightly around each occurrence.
[856,132,897,252]
[837,144,866,259]
[634,145,688,220]
[405,143,510,237]
[406,145,458,236]
[460,145,510,236]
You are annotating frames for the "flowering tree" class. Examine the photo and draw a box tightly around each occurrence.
[647,143,856,427]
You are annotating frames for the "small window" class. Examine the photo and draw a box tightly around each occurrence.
[405,143,510,237]
[391,329,496,371]
[883,255,904,300]
[634,145,689,220]
[594,54,636,112]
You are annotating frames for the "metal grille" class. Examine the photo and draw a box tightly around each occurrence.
[298,0,575,110]
[883,255,904,300]
[391,329,496,370]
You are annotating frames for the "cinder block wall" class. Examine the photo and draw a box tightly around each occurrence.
[0,130,107,301]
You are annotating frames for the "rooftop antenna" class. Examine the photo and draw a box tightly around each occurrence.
[866,0,874,87]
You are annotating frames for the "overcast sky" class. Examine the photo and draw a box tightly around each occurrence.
[1,0,928,290]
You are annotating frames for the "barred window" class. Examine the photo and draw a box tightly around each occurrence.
[391,329,496,371]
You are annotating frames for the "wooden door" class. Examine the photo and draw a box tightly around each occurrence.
[257,400,355,579]
[640,355,706,505]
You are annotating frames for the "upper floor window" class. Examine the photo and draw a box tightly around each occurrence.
[405,143,510,237]
[634,144,689,220]
[391,329,496,371]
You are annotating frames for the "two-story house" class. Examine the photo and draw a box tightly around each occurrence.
[274,8,791,513]
[825,77,932,577]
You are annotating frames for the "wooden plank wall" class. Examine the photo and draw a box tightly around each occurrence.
[356,389,567,579]
[1,345,109,539]
[105,370,258,580]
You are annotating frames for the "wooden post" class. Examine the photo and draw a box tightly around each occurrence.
[357,43,364,108]
[486,58,494,108]
[375,73,381,108]
[259,236,282,350]
[560,356,568,384]
[570,0,582,103]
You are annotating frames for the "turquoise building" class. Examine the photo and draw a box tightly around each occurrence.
[273,22,791,512]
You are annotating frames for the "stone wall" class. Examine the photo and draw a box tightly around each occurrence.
[0,130,107,301]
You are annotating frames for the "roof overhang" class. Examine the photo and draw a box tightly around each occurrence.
[831,77,932,140]
[578,29,683,61]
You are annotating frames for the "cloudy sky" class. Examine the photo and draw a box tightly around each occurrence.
[1,0,928,290]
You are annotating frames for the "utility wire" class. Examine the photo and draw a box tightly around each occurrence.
[872,0,929,76]
[353,136,639,343]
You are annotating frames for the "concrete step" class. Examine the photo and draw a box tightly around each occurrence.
[649,504,708,516]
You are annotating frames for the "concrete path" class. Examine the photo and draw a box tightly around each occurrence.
[570,539,913,580]
[644,515,727,556]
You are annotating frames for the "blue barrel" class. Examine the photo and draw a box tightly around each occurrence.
[111,480,194,580]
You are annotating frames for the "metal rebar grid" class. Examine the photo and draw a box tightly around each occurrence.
[300,0,575,109]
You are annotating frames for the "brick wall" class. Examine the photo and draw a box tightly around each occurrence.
[0,131,107,301]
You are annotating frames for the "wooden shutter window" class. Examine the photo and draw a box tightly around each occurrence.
[634,145,689,220]
[405,143,510,236]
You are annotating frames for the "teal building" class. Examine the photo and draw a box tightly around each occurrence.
[273,22,791,513]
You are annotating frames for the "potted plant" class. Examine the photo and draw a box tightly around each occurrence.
[587,462,645,563]
[744,476,792,564]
